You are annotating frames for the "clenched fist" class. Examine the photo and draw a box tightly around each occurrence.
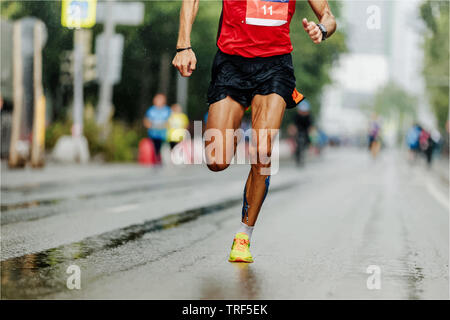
[302,18,323,44]
[172,49,197,77]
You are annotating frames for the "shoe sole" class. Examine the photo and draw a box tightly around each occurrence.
[228,257,253,263]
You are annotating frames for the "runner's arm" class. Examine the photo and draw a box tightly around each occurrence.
[172,0,199,77]
[303,0,337,44]
[143,118,151,129]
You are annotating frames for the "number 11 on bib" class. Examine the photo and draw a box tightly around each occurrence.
[246,0,289,27]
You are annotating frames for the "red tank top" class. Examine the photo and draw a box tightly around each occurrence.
[217,0,296,58]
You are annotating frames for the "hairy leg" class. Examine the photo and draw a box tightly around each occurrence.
[243,93,286,226]
[205,96,245,171]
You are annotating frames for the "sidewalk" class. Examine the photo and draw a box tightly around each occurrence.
[0,158,218,189]
[1,160,154,189]
[1,139,294,189]
[431,155,449,185]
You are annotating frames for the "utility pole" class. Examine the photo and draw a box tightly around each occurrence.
[158,52,171,96]
[53,0,97,163]
[72,29,84,137]
[96,0,114,126]
[95,1,144,125]
[30,20,46,167]
[9,21,24,167]
[177,73,188,114]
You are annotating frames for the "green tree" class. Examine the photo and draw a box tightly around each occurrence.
[365,82,417,144]
[290,1,346,117]
[113,0,222,122]
[2,1,346,125]
[420,0,449,131]
[1,0,73,119]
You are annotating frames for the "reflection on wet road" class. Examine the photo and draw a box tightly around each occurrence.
[1,182,295,299]
[1,149,448,299]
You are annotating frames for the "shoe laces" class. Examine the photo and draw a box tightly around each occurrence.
[234,238,249,252]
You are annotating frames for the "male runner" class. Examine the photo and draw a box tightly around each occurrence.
[173,0,336,263]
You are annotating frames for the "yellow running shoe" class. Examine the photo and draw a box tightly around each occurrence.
[228,232,253,263]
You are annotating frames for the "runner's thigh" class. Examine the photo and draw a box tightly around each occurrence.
[251,93,286,132]
[206,96,245,165]
[250,94,285,159]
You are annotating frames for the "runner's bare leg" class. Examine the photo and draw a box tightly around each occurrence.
[243,93,286,226]
[205,96,245,171]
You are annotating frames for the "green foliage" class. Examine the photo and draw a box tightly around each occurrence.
[290,1,347,116]
[45,119,71,150]
[45,106,143,162]
[83,106,105,156]
[365,82,417,144]
[187,1,223,119]
[4,1,347,126]
[369,82,417,118]
[1,0,73,119]
[420,0,449,131]
[114,1,223,121]
[102,121,140,162]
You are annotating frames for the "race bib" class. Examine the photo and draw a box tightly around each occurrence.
[246,0,289,27]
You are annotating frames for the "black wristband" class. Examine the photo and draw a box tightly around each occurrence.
[176,47,192,53]
[317,24,327,41]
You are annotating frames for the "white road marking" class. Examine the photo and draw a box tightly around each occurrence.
[426,179,449,211]
[110,204,139,213]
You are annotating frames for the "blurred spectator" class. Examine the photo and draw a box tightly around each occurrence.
[368,114,381,158]
[167,103,189,150]
[430,128,442,158]
[143,93,171,164]
[202,112,209,133]
[406,123,422,161]
[309,126,328,155]
[309,126,320,155]
[294,99,313,166]
[240,116,251,143]
[420,127,441,167]
[295,99,313,140]
[406,123,441,167]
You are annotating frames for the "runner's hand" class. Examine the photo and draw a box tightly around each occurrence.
[302,18,322,44]
[172,49,197,77]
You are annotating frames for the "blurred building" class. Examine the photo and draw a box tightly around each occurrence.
[319,0,436,146]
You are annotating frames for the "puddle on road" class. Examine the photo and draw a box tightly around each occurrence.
[1,200,238,299]
[405,258,425,300]
[199,263,262,299]
[230,263,261,299]
[1,199,62,212]
[1,176,212,214]
[1,181,297,299]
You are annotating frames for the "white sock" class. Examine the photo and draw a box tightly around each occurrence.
[237,222,254,241]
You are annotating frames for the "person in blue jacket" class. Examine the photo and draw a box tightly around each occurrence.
[143,93,171,163]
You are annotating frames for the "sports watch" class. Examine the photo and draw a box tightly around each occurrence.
[317,23,327,41]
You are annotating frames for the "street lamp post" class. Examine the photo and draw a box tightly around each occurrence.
[96,0,114,126]
[72,29,84,137]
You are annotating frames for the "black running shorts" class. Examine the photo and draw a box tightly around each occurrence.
[207,49,297,109]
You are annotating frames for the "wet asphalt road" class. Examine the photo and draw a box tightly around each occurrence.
[1,148,448,299]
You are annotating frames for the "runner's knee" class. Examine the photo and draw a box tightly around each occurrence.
[207,162,230,172]
[249,143,272,165]
[205,152,230,171]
